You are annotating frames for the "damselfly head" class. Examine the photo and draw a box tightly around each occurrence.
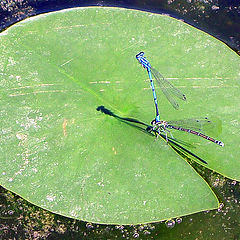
[151,119,156,125]
[136,51,145,59]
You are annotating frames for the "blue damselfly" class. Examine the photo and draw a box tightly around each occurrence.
[136,52,186,122]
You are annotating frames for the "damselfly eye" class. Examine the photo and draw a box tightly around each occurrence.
[151,119,156,125]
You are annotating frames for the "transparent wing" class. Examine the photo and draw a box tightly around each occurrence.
[167,117,222,136]
[151,67,186,109]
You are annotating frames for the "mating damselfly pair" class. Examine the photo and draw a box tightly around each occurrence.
[136,51,224,148]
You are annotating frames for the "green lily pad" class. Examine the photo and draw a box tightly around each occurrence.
[0,7,239,224]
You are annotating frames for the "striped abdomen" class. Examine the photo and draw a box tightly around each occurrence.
[167,125,224,147]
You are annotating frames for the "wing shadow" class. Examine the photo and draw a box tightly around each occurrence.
[96,105,207,164]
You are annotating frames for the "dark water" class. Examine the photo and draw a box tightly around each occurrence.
[0,1,240,239]
[0,0,240,53]
[1,175,240,239]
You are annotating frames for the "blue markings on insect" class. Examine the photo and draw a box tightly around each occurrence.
[136,51,186,121]
[136,52,160,122]
[136,51,151,69]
